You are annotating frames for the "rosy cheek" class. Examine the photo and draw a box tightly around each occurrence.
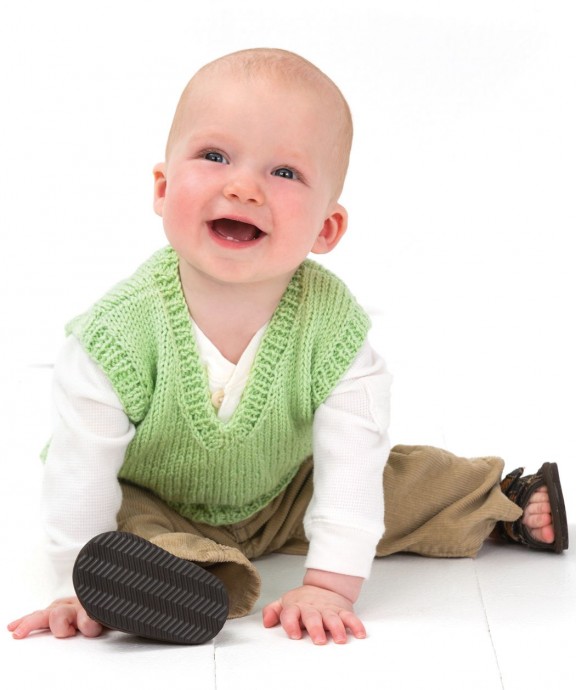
[165,179,197,214]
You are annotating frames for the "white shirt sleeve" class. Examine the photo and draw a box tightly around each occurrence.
[41,335,135,598]
[304,340,392,580]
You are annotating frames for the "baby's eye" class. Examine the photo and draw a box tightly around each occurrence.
[203,151,229,164]
[272,167,298,180]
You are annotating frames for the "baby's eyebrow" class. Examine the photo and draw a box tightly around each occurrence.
[186,129,233,145]
[272,147,315,169]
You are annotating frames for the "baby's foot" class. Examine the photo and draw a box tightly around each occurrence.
[498,462,567,553]
[522,486,554,544]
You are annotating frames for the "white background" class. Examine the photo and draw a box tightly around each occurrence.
[1,0,575,467]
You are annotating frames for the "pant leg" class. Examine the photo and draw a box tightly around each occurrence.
[377,445,523,558]
[117,483,261,619]
[260,445,520,561]
[116,459,314,619]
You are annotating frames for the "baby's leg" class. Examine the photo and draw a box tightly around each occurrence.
[377,446,567,558]
[376,445,522,558]
[117,483,262,618]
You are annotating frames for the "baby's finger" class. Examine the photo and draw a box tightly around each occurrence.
[300,607,327,645]
[7,617,24,631]
[9,610,51,639]
[77,608,104,638]
[340,609,367,639]
[262,599,283,629]
[279,604,305,640]
[321,609,348,644]
[48,605,80,638]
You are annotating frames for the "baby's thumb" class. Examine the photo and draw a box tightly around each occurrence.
[262,599,283,628]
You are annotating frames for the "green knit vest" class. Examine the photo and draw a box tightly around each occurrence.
[67,247,370,525]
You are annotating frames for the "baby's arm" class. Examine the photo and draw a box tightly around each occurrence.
[263,341,391,643]
[8,337,134,639]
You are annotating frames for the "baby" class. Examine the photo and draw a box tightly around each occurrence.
[8,48,567,646]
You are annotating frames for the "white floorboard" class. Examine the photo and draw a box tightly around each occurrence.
[2,365,574,690]
[476,539,576,690]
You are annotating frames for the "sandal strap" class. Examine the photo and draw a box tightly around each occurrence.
[501,467,546,508]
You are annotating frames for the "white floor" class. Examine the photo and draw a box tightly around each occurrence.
[2,365,575,690]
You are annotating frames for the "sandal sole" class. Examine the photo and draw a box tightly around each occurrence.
[73,531,229,644]
[542,462,569,554]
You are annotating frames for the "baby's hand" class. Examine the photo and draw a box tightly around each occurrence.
[7,597,103,639]
[262,584,366,645]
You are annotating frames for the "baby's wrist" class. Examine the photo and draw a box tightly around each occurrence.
[303,568,364,603]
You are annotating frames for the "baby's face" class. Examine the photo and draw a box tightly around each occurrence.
[153,72,347,289]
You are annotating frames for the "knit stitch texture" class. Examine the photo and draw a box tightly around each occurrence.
[67,248,370,524]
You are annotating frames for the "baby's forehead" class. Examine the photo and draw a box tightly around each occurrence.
[172,71,339,141]
[186,66,332,110]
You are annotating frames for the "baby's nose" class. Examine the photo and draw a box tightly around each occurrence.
[223,172,264,206]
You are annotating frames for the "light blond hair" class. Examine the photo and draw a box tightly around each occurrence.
[165,48,353,198]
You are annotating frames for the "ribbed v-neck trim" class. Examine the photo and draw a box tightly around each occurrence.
[153,249,303,446]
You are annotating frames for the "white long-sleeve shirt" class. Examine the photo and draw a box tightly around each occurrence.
[42,326,391,598]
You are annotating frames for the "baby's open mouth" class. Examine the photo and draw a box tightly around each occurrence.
[210,218,265,243]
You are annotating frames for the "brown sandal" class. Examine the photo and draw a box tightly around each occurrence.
[497,462,569,554]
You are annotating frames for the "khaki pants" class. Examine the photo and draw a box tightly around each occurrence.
[117,445,522,618]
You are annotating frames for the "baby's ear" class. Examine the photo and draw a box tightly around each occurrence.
[153,163,167,216]
[311,204,348,255]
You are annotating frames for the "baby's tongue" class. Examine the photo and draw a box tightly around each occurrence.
[212,218,259,242]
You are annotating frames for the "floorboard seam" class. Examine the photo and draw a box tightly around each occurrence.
[473,563,505,690]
